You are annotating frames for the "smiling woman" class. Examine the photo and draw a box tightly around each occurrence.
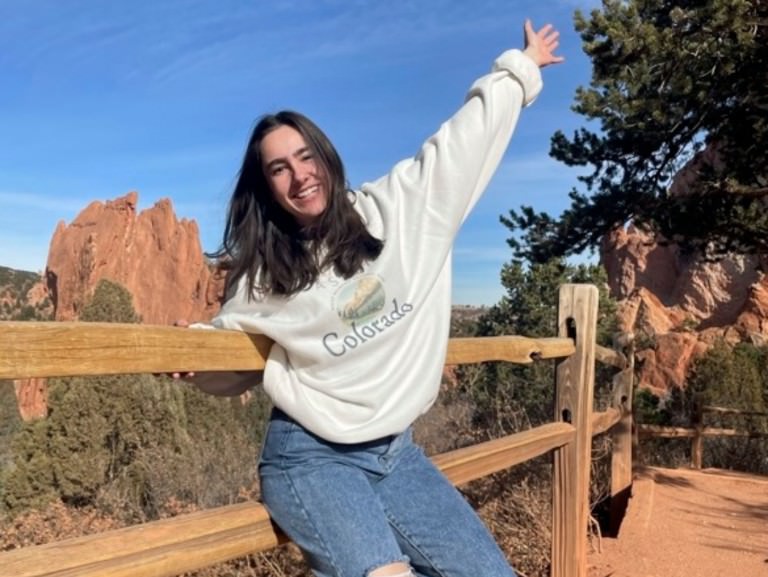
[260,125,328,226]
[185,19,564,577]
[208,110,384,298]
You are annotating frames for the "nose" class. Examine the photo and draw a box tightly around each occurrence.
[292,162,311,185]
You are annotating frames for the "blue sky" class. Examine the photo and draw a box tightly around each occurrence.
[0,0,600,305]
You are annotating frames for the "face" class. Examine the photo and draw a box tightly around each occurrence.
[260,125,329,227]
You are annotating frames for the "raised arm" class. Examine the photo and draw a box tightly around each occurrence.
[365,21,564,248]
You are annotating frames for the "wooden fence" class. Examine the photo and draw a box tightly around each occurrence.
[638,397,768,469]
[0,284,635,577]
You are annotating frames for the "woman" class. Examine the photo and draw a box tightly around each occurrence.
[187,19,563,577]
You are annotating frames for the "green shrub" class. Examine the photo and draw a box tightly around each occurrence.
[686,341,768,474]
[2,279,271,518]
[460,259,618,437]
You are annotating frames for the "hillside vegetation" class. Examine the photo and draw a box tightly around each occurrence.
[1,1,767,573]
[0,266,51,321]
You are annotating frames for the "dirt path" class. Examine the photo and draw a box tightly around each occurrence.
[587,466,768,577]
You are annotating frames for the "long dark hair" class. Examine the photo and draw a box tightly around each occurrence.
[209,111,383,299]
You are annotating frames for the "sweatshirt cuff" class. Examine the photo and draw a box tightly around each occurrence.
[493,49,543,107]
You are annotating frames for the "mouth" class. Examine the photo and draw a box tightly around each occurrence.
[293,184,320,200]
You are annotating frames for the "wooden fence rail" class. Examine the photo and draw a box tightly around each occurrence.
[0,284,634,577]
[638,402,768,469]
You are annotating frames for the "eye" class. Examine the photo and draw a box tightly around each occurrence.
[270,165,287,177]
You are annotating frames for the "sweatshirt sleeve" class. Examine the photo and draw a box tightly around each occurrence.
[363,48,542,247]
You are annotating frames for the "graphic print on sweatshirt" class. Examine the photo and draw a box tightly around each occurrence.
[322,274,413,357]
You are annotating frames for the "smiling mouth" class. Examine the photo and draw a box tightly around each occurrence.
[294,184,319,200]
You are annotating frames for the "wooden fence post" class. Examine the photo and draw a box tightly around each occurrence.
[551,284,599,577]
[691,395,704,469]
[609,334,635,536]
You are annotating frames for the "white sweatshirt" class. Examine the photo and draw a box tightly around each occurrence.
[204,49,542,443]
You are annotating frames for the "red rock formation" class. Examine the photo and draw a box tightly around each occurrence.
[602,228,766,394]
[13,378,47,421]
[601,226,680,302]
[45,192,225,324]
[600,141,768,395]
[734,277,768,339]
[15,192,226,420]
[26,280,51,309]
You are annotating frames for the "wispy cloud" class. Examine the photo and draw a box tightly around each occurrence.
[0,190,95,214]
[1,0,526,90]
[0,0,593,304]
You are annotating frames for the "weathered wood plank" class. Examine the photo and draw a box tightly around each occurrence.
[639,425,768,439]
[699,428,768,438]
[434,421,575,485]
[552,284,598,577]
[594,344,627,369]
[0,319,581,577]
[702,405,768,417]
[4,502,283,577]
[0,322,574,379]
[445,336,575,365]
[691,398,704,469]
[637,425,697,438]
[591,408,622,437]
[609,348,635,536]
[0,322,273,378]
[1,422,575,577]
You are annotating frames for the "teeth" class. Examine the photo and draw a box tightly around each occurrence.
[295,185,318,199]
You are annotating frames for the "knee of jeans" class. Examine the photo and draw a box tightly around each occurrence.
[367,561,414,577]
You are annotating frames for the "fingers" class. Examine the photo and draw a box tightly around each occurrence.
[154,370,195,379]
[523,19,565,67]
[532,23,558,48]
[524,18,534,42]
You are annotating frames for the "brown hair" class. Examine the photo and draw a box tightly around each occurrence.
[209,111,383,298]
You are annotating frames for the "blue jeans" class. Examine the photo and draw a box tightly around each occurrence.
[258,409,517,577]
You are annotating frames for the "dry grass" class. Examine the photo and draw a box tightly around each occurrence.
[0,500,123,550]
[1,393,564,577]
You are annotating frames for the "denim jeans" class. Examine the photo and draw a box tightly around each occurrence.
[258,408,518,577]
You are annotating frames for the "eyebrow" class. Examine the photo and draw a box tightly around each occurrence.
[264,146,312,171]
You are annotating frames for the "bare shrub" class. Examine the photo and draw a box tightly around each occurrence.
[0,500,123,550]
[462,458,553,577]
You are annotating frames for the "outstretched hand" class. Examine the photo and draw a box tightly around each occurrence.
[523,19,565,68]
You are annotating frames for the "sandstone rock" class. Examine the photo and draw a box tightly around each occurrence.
[15,192,226,420]
[13,378,47,421]
[673,254,761,328]
[602,225,766,394]
[601,225,679,302]
[634,332,700,395]
[734,275,768,336]
[601,145,765,392]
[26,279,51,308]
[45,192,225,324]
[615,288,688,336]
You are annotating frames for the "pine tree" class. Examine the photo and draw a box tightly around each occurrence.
[506,0,767,262]
[462,259,617,435]
[79,279,141,323]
